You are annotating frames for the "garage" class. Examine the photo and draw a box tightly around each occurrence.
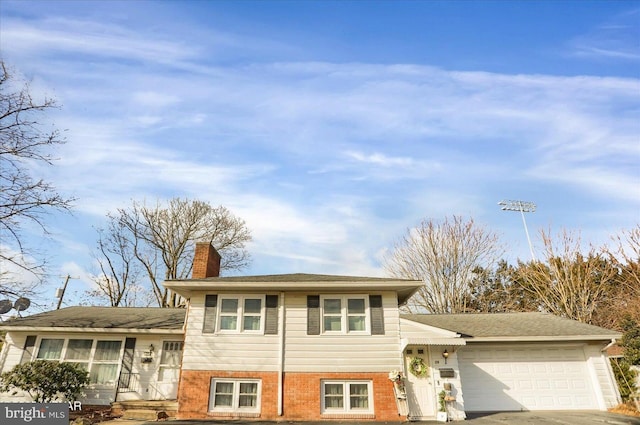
[458,344,597,411]
[401,312,622,415]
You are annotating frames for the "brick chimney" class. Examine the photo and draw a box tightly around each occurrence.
[192,242,221,278]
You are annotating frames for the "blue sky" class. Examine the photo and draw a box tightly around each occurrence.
[1,0,639,310]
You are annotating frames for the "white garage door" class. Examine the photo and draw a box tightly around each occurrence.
[458,344,597,411]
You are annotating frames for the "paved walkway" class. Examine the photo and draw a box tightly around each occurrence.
[107,411,640,425]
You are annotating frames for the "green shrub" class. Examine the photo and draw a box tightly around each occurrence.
[0,360,89,403]
[611,357,638,401]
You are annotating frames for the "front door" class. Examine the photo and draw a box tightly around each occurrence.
[154,341,184,399]
[404,347,436,420]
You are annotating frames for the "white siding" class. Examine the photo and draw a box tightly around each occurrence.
[0,331,180,405]
[0,332,28,374]
[0,333,31,403]
[584,344,621,409]
[284,292,403,372]
[182,291,404,373]
[181,293,280,371]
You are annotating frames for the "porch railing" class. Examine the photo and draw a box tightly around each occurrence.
[116,372,140,393]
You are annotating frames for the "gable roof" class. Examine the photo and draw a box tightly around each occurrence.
[165,273,422,304]
[0,307,185,333]
[402,312,620,342]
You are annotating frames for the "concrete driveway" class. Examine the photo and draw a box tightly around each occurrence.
[110,410,640,425]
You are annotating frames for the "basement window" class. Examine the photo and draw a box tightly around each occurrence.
[321,380,373,414]
[209,379,261,413]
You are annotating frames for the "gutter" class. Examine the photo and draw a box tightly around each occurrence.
[0,327,184,334]
[601,338,618,353]
[463,335,621,343]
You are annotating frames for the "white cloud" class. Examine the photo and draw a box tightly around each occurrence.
[1,5,637,280]
[345,151,415,167]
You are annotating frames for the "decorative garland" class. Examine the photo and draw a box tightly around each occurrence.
[409,357,429,377]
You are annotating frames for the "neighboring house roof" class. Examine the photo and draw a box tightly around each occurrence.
[0,307,185,334]
[165,273,422,304]
[402,312,621,342]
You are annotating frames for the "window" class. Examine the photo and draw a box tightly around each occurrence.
[209,379,261,413]
[218,296,264,333]
[36,338,64,360]
[158,341,184,382]
[64,339,92,370]
[322,381,373,414]
[33,338,124,388]
[89,340,122,386]
[321,296,369,334]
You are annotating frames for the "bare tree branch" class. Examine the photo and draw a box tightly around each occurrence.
[99,198,252,307]
[515,228,619,324]
[0,60,74,295]
[384,216,504,313]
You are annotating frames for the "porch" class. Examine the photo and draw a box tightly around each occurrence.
[111,399,179,421]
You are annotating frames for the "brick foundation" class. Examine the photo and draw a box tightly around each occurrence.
[177,370,404,421]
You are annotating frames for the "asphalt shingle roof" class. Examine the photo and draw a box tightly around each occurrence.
[0,307,185,330]
[402,312,620,339]
[177,273,417,283]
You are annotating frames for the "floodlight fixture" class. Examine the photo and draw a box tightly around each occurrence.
[498,199,537,261]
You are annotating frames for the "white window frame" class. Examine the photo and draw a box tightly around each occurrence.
[33,337,124,388]
[217,295,265,334]
[321,380,374,414]
[320,295,369,335]
[209,378,261,413]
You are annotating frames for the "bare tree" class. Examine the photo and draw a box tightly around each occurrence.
[0,61,74,295]
[594,225,640,329]
[384,216,504,313]
[515,228,619,324]
[102,198,252,307]
[86,221,144,306]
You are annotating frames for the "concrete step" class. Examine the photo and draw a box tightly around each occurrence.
[119,409,170,421]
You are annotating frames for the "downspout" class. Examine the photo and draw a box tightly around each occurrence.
[175,298,191,406]
[277,292,285,416]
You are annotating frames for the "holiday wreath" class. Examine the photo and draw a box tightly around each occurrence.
[409,357,428,377]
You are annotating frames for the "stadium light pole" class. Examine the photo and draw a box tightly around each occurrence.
[498,200,536,261]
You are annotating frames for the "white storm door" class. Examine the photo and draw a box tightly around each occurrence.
[404,347,436,419]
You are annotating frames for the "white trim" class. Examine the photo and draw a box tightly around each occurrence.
[464,336,619,342]
[2,327,183,334]
[33,336,125,390]
[320,295,369,335]
[217,295,266,334]
[321,380,374,414]
[209,378,261,414]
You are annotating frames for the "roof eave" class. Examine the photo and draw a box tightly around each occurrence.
[164,280,422,303]
[1,326,184,334]
[464,335,620,343]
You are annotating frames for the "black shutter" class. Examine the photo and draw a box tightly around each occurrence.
[264,295,279,335]
[20,335,36,364]
[307,295,320,335]
[203,294,218,333]
[118,338,136,388]
[369,295,385,335]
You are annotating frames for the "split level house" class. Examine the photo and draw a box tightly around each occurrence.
[0,243,622,421]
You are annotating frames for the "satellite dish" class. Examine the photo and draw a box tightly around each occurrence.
[0,299,12,315]
[13,297,31,312]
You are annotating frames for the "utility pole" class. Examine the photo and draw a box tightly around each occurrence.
[55,274,79,309]
[498,199,537,261]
